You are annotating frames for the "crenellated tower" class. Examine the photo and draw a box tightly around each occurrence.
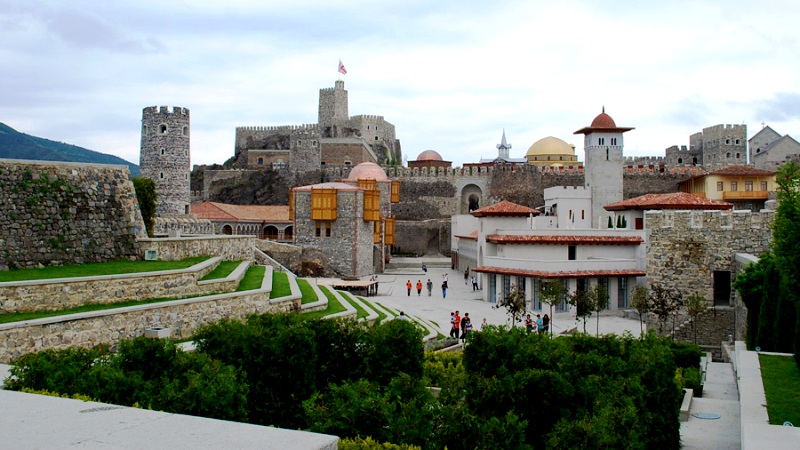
[318,80,349,138]
[140,106,191,216]
[575,108,634,228]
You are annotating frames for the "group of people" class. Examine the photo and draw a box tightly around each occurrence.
[449,310,473,340]
[524,313,550,334]
[407,273,449,298]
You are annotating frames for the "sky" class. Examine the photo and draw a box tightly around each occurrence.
[2,0,800,168]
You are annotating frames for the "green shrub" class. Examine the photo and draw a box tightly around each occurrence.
[338,437,421,450]
[669,341,703,369]
[132,177,157,237]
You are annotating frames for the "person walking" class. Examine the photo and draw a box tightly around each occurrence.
[426,279,433,296]
[464,268,469,285]
[442,273,448,289]
[536,314,544,334]
[480,318,488,331]
[472,276,479,291]
[406,280,412,297]
[542,314,550,335]
[451,311,461,338]
[442,281,447,298]
[460,312,469,340]
[525,314,534,333]
[416,280,423,296]
[464,316,473,338]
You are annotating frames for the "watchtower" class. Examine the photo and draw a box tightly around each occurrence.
[318,80,349,138]
[139,106,191,216]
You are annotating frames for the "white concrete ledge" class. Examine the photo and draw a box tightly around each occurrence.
[680,388,693,422]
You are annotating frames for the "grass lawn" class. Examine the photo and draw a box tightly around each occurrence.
[297,278,318,304]
[376,302,397,316]
[301,285,347,320]
[339,291,369,319]
[357,296,386,323]
[0,256,210,283]
[236,266,265,291]
[199,260,242,281]
[759,354,800,426]
[269,272,292,299]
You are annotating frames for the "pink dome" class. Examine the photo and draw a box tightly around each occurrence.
[417,149,443,161]
[590,112,617,128]
[346,162,389,181]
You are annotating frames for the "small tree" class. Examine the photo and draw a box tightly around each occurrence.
[568,289,593,333]
[590,284,610,337]
[631,285,649,334]
[684,293,707,345]
[540,280,566,336]
[495,283,526,328]
[649,283,682,335]
[133,177,158,237]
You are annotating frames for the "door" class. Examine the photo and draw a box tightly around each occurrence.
[713,271,731,306]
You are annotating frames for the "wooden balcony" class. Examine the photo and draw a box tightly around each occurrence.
[722,190,768,201]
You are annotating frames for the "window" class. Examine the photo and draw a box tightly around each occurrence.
[503,275,511,299]
[726,152,731,158]
[761,181,768,191]
[159,172,164,179]
[159,124,168,134]
[725,139,731,144]
[384,217,395,245]
[142,125,148,135]
[182,126,188,136]
[312,188,337,220]
[297,140,302,146]
[745,181,753,191]
[391,181,400,203]
[678,158,683,164]
[532,279,542,311]
[568,245,576,260]
[611,137,617,145]
[736,139,741,145]
[598,277,609,309]
[598,137,605,145]
[736,153,740,159]
[717,181,723,191]
[160,148,165,155]
[315,221,332,237]
[363,189,380,221]
[375,136,379,141]
[273,160,286,170]
[257,157,263,165]
[618,278,628,308]
[731,181,738,191]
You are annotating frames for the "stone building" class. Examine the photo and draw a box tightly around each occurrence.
[749,124,800,171]
[663,124,747,170]
[408,149,452,170]
[291,162,398,277]
[140,106,191,215]
[233,80,402,172]
[191,201,292,241]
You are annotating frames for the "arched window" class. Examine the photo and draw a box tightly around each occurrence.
[678,158,683,164]
[159,124,168,134]
[222,225,233,235]
[142,125,148,135]
[283,226,293,240]
[263,226,279,240]
[182,126,188,136]
[160,148,165,155]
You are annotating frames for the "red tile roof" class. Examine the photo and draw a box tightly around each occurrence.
[455,230,479,240]
[471,200,540,217]
[709,165,775,177]
[473,266,646,279]
[485,235,643,245]
[603,192,733,211]
[191,201,290,222]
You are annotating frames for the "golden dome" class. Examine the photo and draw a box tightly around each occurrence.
[346,161,389,181]
[525,136,575,157]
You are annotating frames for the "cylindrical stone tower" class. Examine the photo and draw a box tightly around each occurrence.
[139,106,191,216]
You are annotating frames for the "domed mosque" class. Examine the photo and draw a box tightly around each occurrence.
[525,136,583,168]
[408,149,452,169]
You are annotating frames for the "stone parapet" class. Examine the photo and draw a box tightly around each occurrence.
[0,257,249,314]
[138,235,255,261]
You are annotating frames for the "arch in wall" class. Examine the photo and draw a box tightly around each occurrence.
[457,182,486,215]
[264,225,279,240]
[221,224,233,235]
[283,226,293,240]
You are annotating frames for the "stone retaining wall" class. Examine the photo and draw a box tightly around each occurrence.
[0,288,299,363]
[138,235,255,261]
[0,258,245,314]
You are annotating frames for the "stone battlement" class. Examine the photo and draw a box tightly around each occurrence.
[351,114,385,122]
[142,105,189,116]
[236,124,318,133]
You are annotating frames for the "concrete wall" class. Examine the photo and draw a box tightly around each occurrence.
[0,258,241,314]
[0,159,144,270]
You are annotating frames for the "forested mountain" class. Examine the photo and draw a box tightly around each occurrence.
[0,122,138,176]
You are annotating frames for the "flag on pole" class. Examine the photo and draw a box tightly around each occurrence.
[338,59,347,75]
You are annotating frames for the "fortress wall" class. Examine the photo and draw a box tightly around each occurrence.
[0,290,299,364]
[393,219,451,257]
[137,235,256,262]
[0,160,144,270]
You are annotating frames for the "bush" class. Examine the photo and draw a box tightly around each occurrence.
[338,437,421,450]
[669,341,703,369]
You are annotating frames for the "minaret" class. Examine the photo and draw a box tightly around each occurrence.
[574,108,633,229]
[496,129,512,160]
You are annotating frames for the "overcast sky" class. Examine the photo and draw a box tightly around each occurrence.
[2,0,799,168]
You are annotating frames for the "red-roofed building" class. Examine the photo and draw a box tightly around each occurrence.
[678,165,776,211]
[603,192,733,230]
[191,201,292,241]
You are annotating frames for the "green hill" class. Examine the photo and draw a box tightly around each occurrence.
[0,122,138,176]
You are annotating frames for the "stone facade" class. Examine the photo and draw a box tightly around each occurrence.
[140,106,191,215]
[137,235,256,262]
[660,307,735,361]
[153,215,214,236]
[0,159,144,270]
[645,209,773,304]
[0,288,299,364]
[0,257,239,314]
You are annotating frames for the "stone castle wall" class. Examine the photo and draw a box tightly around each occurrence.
[153,215,214,236]
[646,209,773,303]
[137,235,255,262]
[0,160,144,270]
[0,258,236,314]
[0,287,299,364]
[393,219,451,257]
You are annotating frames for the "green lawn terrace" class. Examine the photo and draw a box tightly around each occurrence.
[0,258,435,363]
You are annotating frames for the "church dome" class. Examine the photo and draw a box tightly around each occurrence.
[416,149,443,161]
[525,136,575,157]
[590,112,617,128]
[346,161,389,181]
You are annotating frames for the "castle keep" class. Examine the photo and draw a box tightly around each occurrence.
[140,106,191,215]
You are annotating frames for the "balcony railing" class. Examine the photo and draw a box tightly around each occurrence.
[722,190,768,200]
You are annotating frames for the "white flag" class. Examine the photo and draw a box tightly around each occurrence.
[338,60,347,75]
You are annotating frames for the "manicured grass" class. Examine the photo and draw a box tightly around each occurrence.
[376,302,397,316]
[200,261,242,281]
[269,272,292,299]
[0,296,211,325]
[297,278,318,304]
[301,286,347,320]
[0,256,210,283]
[236,266,265,292]
[358,296,386,323]
[339,291,369,319]
[759,354,800,426]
